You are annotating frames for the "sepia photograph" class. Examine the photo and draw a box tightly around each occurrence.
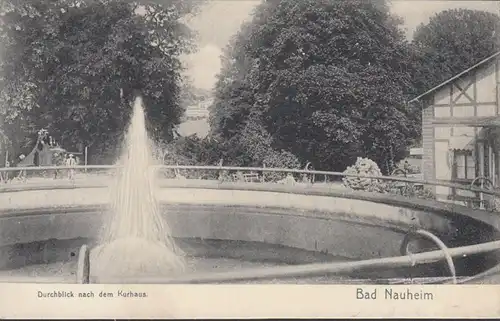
[0,0,500,317]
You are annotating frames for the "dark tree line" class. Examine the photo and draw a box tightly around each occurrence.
[208,2,500,173]
[0,0,199,163]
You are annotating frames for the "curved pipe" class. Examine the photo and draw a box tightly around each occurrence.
[400,229,456,284]
[470,176,495,209]
[302,162,315,183]
[391,168,407,177]
[90,239,500,284]
[471,176,494,189]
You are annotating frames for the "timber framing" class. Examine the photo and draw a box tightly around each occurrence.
[431,117,500,127]
[413,50,500,202]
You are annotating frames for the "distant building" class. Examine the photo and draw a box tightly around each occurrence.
[409,51,500,202]
[184,98,214,120]
[178,97,213,138]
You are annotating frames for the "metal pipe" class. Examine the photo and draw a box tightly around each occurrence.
[400,229,456,284]
[471,176,494,209]
[90,239,500,284]
[391,168,407,177]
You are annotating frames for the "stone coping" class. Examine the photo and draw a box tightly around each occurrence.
[0,180,498,232]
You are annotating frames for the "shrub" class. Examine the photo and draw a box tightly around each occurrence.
[413,187,435,200]
[263,150,301,182]
[392,184,435,200]
[342,157,387,193]
[218,170,232,182]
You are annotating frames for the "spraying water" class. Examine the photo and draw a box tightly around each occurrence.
[91,96,185,279]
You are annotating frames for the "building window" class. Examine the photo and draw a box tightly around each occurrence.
[454,151,475,180]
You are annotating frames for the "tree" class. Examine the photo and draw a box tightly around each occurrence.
[0,0,199,163]
[412,8,500,93]
[210,0,418,173]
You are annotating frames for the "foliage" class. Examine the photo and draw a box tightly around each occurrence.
[407,186,435,200]
[342,157,386,193]
[180,78,212,111]
[412,8,500,94]
[262,150,300,182]
[0,0,198,162]
[387,182,435,200]
[276,173,297,185]
[342,157,436,199]
[163,135,222,179]
[164,119,301,181]
[210,0,419,173]
[228,114,301,180]
[489,196,500,212]
[217,170,232,182]
[166,135,221,165]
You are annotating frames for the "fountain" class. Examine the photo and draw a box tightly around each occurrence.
[90,96,185,279]
[0,96,500,284]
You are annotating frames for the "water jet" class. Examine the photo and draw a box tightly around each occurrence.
[90,96,185,279]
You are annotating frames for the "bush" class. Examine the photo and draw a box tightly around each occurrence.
[413,187,435,200]
[391,184,435,200]
[263,150,301,182]
[342,157,387,193]
[218,170,232,182]
[162,136,223,179]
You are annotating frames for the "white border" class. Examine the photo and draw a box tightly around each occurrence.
[0,284,499,318]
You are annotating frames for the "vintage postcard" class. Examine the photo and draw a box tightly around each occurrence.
[0,0,500,318]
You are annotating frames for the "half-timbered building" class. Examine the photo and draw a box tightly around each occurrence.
[409,51,500,204]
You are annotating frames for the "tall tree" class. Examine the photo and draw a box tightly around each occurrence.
[412,8,500,94]
[0,0,198,163]
[210,0,418,172]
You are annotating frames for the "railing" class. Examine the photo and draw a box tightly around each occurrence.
[1,164,499,199]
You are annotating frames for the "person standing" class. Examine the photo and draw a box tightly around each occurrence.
[53,152,63,179]
[3,158,10,183]
[17,154,26,182]
[403,160,412,174]
[66,154,76,181]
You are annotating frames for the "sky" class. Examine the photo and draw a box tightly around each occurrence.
[181,0,500,90]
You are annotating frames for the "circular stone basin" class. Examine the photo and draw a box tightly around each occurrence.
[0,181,499,284]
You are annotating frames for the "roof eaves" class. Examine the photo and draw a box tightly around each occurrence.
[407,51,500,104]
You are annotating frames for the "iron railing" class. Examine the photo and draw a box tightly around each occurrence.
[1,165,499,200]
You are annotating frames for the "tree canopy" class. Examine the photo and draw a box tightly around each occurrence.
[210,0,418,172]
[0,0,198,163]
[412,8,500,94]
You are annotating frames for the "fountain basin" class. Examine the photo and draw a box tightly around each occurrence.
[0,182,499,283]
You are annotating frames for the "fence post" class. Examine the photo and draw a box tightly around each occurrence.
[84,146,88,173]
